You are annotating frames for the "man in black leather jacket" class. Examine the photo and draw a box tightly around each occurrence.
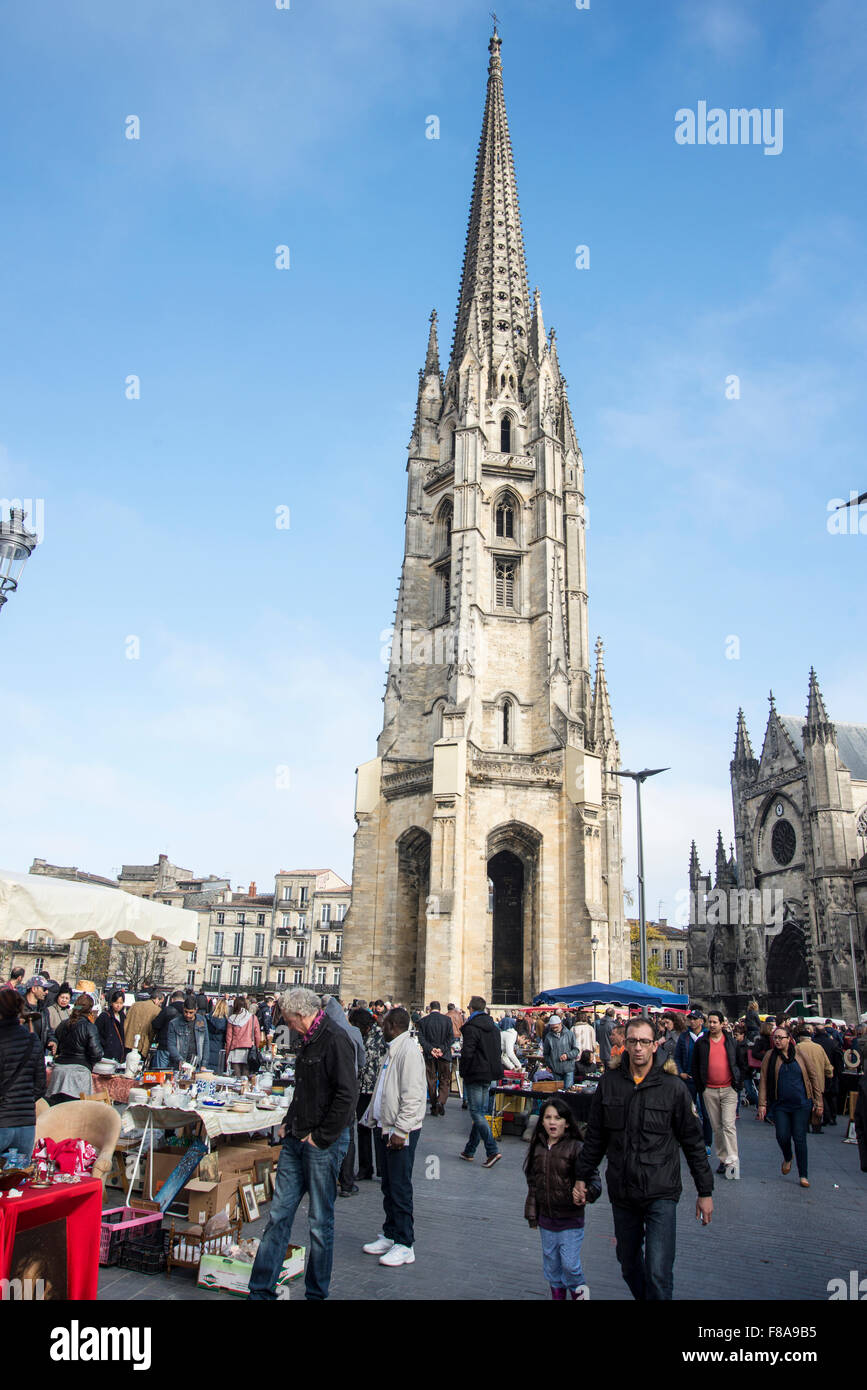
[573,1014,713,1301]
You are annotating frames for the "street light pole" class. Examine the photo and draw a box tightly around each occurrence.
[591,933,599,980]
[848,913,862,1020]
[0,507,39,614]
[614,768,669,985]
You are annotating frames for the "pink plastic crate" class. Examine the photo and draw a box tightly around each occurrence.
[99,1205,164,1266]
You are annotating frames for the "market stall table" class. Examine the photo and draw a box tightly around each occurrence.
[0,1177,102,1299]
[126,1099,289,1141]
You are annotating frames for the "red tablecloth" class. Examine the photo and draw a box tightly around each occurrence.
[0,1177,102,1298]
[92,1073,135,1103]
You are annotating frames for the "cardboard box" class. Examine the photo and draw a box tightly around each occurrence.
[215,1141,273,1182]
[185,1176,240,1225]
[144,1150,192,1197]
[197,1245,304,1298]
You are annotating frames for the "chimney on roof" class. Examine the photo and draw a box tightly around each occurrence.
[249,880,256,897]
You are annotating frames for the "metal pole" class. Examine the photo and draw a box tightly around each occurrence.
[849,914,862,1019]
[636,779,647,985]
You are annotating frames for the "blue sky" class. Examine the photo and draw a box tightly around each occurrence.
[1,0,865,926]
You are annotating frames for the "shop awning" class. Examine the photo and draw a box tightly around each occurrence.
[0,871,198,952]
[532,978,688,1008]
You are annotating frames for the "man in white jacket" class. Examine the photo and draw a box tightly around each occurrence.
[360,1008,427,1268]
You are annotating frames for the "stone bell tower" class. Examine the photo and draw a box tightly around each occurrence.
[343,29,627,1007]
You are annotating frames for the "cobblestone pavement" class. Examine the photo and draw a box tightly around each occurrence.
[98,1100,866,1301]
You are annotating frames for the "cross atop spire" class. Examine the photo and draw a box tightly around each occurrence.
[448,30,532,381]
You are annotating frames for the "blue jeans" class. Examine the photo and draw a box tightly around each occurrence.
[462,1081,499,1159]
[612,1198,677,1300]
[150,1048,169,1069]
[684,1078,713,1147]
[540,1224,585,1291]
[774,1102,810,1179]
[0,1126,36,1162]
[374,1127,421,1247]
[555,1069,574,1090]
[742,1074,759,1106]
[248,1127,349,1301]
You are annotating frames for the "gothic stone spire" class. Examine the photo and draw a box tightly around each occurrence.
[448,30,532,382]
[589,636,617,756]
[804,666,836,747]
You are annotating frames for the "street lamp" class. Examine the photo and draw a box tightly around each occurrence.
[614,768,669,985]
[590,934,599,980]
[0,507,38,614]
[847,913,863,1020]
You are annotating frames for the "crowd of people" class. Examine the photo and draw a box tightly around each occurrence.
[2,967,866,1302]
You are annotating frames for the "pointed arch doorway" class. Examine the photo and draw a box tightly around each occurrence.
[486,822,541,1005]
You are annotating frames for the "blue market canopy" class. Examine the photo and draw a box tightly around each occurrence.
[532,979,688,1008]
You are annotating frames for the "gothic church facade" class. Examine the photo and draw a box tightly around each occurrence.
[342,32,628,1008]
[688,671,867,1020]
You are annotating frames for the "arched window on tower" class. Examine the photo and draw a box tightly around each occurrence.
[449,426,456,460]
[501,698,513,747]
[500,414,512,453]
[495,495,515,540]
[432,700,445,745]
[435,498,453,558]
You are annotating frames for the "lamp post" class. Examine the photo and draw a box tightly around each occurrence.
[0,507,39,614]
[848,913,863,1020]
[590,933,599,980]
[614,768,669,985]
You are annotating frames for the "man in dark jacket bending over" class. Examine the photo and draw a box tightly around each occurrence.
[249,988,357,1302]
[573,1013,714,1300]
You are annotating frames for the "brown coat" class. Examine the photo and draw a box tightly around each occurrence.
[123,998,161,1053]
[758,1044,824,1110]
[797,1037,833,1083]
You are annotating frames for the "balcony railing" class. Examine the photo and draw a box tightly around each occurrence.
[314,950,342,962]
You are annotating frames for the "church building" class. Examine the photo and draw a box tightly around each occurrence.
[688,671,867,1020]
[342,31,628,1008]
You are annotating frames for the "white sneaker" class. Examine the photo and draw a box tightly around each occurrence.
[725,1160,740,1180]
[379,1243,415,1267]
[362,1234,394,1256]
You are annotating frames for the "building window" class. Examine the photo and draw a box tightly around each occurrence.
[295,941,305,959]
[494,559,516,608]
[664,950,672,970]
[186,970,196,987]
[210,964,221,987]
[320,935,329,954]
[216,912,225,925]
[299,887,308,905]
[438,566,451,621]
[332,968,341,986]
[449,425,456,460]
[214,932,224,956]
[230,964,240,987]
[26,929,37,946]
[281,913,290,929]
[257,913,266,927]
[315,966,326,986]
[677,979,686,993]
[500,414,511,452]
[278,940,288,957]
[276,969,286,985]
[771,819,796,866]
[651,947,659,960]
[187,948,197,964]
[254,933,265,957]
[436,498,453,555]
[336,903,347,922]
[33,956,44,976]
[237,913,246,927]
[233,932,243,956]
[293,969,303,985]
[501,698,513,747]
[298,914,306,931]
[334,937,342,956]
[282,887,290,900]
[321,904,331,924]
[251,967,262,986]
[676,949,684,970]
[495,498,515,539]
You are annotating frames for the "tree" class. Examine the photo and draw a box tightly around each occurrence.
[110,940,167,992]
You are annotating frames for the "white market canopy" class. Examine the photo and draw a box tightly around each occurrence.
[0,871,198,952]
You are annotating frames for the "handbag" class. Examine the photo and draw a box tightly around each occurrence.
[247,1044,262,1074]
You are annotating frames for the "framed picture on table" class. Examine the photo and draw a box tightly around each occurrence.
[253,1182,267,1205]
[239,1183,260,1224]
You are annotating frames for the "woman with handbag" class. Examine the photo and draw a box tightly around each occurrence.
[225,995,261,1078]
[757,1025,824,1189]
